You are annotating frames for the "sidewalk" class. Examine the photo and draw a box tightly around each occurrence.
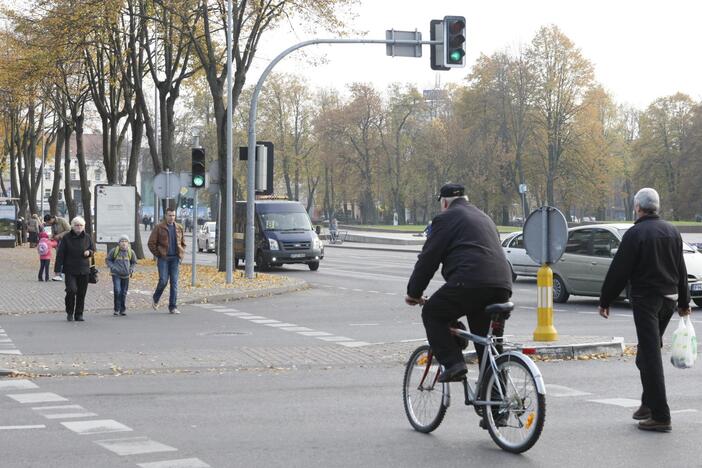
[0,245,306,315]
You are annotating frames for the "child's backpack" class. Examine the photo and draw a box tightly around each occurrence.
[37,241,49,257]
[112,247,134,261]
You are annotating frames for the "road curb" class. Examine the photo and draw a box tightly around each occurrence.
[179,280,310,305]
[325,244,421,254]
[0,368,18,377]
[462,337,625,361]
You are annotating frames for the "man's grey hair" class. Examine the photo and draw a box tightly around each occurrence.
[441,195,469,205]
[71,215,86,226]
[634,188,660,214]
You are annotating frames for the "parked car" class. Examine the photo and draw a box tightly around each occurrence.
[502,223,702,306]
[197,221,217,253]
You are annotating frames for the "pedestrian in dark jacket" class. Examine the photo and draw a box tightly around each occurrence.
[54,216,94,322]
[599,187,692,432]
[106,234,137,316]
[406,183,513,383]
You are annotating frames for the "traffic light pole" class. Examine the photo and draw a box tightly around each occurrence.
[191,189,198,287]
[244,36,440,279]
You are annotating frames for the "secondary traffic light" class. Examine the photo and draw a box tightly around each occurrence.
[443,16,466,68]
[191,147,206,188]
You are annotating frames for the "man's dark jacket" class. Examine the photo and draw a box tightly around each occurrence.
[407,198,512,298]
[600,214,689,308]
[55,230,94,275]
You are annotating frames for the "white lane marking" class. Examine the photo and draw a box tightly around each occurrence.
[61,419,132,435]
[238,315,266,320]
[0,380,39,391]
[0,350,22,355]
[317,336,353,342]
[577,311,599,315]
[553,308,567,312]
[338,341,371,348]
[349,323,378,327]
[297,331,332,337]
[547,385,592,397]
[0,425,46,430]
[193,304,224,309]
[385,293,397,296]
[367,290,380,294]
[265,323,297,328]
[589,398,641,408]
[224,313,251,317]
[278,327,313,332]
[215,308,239,312]
[33,404,98,419]
[250,319,280,324]
[671,409,699,414]
[338,287,348,290]
[95,437,178,456]
[352,289,363,292]
[138,458,211,468]
[7,393,68,404]
[0,338,12,343]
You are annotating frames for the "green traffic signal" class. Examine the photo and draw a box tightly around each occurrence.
[449,49,464,63]
[192,175,205,187]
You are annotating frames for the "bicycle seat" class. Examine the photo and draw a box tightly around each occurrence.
[485,302,514,321]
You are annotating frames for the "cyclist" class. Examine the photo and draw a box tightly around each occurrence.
[405,183,513,382]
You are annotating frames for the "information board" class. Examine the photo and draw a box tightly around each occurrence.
[94,185,136,243]
[0,204,16,242]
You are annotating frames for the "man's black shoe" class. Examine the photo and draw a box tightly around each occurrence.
[438,362,467,382]
[632,405,651,421]
[638,418,671,432]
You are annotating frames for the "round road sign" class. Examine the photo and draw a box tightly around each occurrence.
[523,206,568,264]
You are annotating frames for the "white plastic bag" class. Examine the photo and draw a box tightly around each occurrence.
[670,316,697,369]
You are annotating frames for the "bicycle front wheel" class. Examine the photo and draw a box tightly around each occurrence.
[480,353,545,453]
[403,345,448,433]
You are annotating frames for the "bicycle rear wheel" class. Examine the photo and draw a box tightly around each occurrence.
[480,353,545,453]
[403,345,448,433]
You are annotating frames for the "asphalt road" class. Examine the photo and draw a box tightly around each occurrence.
[2,247,701,467]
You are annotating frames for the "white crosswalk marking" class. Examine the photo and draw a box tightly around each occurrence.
[61,419,132,435]
[0,425,46,430]
[0,380,38,391]
[588,398,640,407]
[33,404,97,419]
[338,341,371,347]
[547,385,592,397]
[95,437,178,456]
[137,458,211,468]
[7,392,68,404]
[297,331,332,337]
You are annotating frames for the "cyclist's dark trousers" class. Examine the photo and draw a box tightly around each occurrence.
[422,285,511,368]
[632,294,675,422]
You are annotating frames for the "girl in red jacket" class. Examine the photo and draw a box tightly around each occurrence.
[37,231,57,282]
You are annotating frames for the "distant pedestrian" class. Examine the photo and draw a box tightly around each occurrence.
[329,217,338,243]
[45,214,71,281]
[28,214,42,247]
[143,215,149,231]
[54,216,95,322]
[147,208,186,314]
[36,231,57,282]
[148,215,154,230]
[15,217,24,246]
[599,187,692,433]
[106,235,137,316]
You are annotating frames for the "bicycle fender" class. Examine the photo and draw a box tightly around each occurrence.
[500,351,546,395]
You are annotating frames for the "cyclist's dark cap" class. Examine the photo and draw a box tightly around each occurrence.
[437,183,464,200]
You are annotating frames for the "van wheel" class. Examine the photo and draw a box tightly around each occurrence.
[308,261,320,271]
[256,252,270,272]
[552,275,569,303]
[197,242,203,252]
[693,299,702,308]
[510,267,517,282]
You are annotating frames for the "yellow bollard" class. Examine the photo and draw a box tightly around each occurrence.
[533,264,559,341]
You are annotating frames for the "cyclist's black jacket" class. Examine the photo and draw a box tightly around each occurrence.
[407,198,512,299]
[599,214,689,309]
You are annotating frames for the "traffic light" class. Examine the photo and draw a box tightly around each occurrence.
[191,147,206,188]
[443,16,466,68]
[430,20,449,71]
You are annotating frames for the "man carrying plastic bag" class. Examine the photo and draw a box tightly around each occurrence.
[598,188,692,433]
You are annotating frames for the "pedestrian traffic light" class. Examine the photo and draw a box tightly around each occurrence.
[443,16,466,68]
[429,20,449,71]
[191,147,206,188]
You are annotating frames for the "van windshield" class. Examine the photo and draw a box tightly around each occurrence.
[260,212,312,231]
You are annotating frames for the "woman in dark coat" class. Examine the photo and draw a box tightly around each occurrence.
[54,216,94,322]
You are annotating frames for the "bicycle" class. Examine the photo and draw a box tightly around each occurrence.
[402,302,546,453]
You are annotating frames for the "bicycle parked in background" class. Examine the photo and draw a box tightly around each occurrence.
[402,302,546,453]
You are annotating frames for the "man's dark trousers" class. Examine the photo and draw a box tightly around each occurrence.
[422,285,510,368]
[631,294,676,422]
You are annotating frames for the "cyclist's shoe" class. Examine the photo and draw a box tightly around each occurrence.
[438,362,467,382]
[632,405,651,420]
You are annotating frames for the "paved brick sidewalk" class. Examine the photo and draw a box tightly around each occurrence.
[0,245,305,315]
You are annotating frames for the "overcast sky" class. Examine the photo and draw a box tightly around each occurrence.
[252,0,702,109]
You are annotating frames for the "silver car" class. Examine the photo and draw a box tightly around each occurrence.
[502,223,702,305]
[197,221,216,253]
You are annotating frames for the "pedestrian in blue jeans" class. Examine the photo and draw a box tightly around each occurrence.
[106,235,137,316]
[147,208,186,314]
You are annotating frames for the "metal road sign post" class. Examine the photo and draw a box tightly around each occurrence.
[523,206,568,341]
[244,33,450,279]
